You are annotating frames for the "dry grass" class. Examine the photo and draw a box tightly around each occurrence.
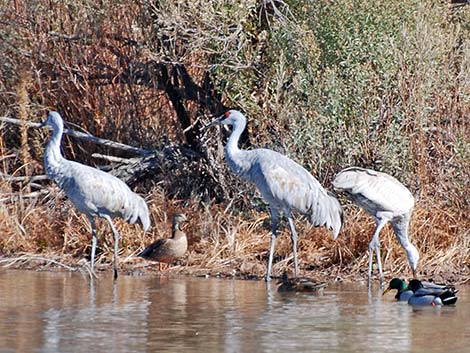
[1,184,468,284]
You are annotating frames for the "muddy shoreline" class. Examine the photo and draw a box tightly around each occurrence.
[1,253,467,286]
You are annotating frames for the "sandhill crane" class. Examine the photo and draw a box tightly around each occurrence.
[139,213,188,271]
[332,167,418,287]
[206,110,343,281]
[41,111,150,279]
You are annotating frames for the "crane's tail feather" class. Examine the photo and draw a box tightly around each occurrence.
[124,192,151,231]
[137,197,151,231]
[310,191,343,239]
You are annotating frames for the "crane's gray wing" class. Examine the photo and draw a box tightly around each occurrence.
[63,161,150,229]
[255,153,342,238]
[333,167,414,214]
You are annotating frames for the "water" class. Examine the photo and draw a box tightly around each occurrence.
[0,270,468,353]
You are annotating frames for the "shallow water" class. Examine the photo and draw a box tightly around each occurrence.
[0,270,468,353]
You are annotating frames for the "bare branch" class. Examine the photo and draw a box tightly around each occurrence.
[0,116,151,156]
[91,153,133,164]
[0,254,78,271]
[0,189,50,203]
[0,172,49,182]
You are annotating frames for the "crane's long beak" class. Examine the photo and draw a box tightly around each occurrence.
[202,116,223,131]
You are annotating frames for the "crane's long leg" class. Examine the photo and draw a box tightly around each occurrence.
[266,208,279,282]
[376,246,384,288]
[368,218,388,287]
[89,216,97,274]
[286,212,299,277]
[104,215,120,280]
[367,251,373,287]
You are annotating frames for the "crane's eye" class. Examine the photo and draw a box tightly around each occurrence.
[224,111,231,117]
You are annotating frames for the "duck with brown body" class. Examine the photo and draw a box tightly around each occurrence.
[277,272,327,293]
[139,214,188,271]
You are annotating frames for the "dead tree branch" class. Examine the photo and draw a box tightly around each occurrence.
[0,173,49,182]
[0,116,151,156]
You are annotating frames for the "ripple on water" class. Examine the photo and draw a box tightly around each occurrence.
[0,270,468,353]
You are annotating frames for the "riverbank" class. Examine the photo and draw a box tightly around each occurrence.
[1,208,468,286]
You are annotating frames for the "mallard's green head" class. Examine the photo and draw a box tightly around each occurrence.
[383,278,407,295]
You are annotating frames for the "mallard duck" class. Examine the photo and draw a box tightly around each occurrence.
[277,272,327,293]
[383,278,414,301]
[139,213,188,271]
[407,279,458,306]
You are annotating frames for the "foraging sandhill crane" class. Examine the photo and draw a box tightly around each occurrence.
[139,213,188,270]
[41,111,150,279]
[206,110,343,281]
[332,167,419,287]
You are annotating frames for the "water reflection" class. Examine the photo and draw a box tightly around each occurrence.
[42,280,151,352]
[258,284,413,353]
[0,270,468,353]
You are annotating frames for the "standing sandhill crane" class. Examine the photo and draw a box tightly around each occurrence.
[206,110,343,281]
[332,167,419,287]
[139,213,188,271]
[41,111,150,279]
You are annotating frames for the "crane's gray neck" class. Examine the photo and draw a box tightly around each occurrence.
[226,119,245,155]
[44,123,65,180]
[392,214,419,270]
[225,119,251,178]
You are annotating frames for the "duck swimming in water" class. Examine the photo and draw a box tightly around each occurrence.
[407,279,458,306]
[277,272,327,293]
[383,278,414,301]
